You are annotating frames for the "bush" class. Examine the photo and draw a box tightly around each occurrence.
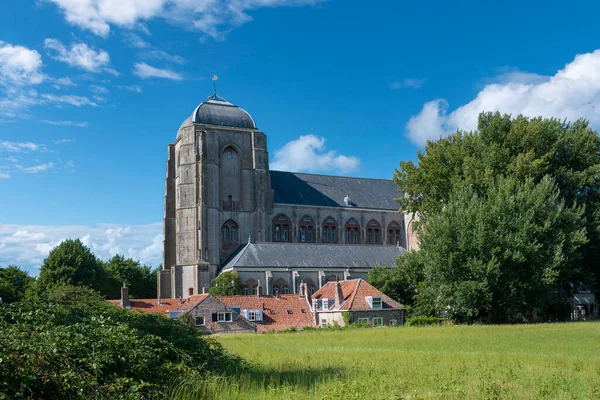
[405,316,447,327]
[0,286,241,399]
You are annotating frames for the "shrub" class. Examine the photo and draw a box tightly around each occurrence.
[0,286,241,399]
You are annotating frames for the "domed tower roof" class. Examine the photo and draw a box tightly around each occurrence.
[178,94,256,136]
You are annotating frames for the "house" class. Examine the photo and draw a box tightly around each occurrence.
[111,279,403,333]
[311,278,405,328]
[217,286,315,333]
[109,286,256,334]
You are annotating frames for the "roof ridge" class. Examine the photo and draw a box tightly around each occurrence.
[345,279,361,310]
[270,170,394,182]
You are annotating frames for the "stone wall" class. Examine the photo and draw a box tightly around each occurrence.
[186,295,256,334]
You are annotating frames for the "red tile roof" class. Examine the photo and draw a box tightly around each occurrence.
[107,294,210,314]
[312,279,403,311]
[217,294,315,333]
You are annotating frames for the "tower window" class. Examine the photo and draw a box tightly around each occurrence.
[227,195,232,209]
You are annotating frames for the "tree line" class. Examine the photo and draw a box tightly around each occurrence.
[0,238,158,303]
[370,112,600,323]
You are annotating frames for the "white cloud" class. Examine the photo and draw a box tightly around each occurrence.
[43,120,88,127]
[0,223,163,274]
[89,84,109,94]
[122,32,151,48]
[45,0,166,37]
[44,38,112,74]
[391,78,427,90]
[0,141,41,152]
[15,163,54,173]
[46,0,324,39]
[42,94,98,107]
[118,84,143,93]
[407,49,600,146]
[133,62,183,80]
[53,138,75,144]
[0,41,44,86]
[0,172,9,179]
[270,134,360,174]
[144,50,185,64]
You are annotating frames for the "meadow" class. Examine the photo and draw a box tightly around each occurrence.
[170,321,600,399]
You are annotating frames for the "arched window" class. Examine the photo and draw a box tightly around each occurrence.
[298,215,315,243]
[252,285,258,295]
[387,221,402,246]
[367,219,382,245]
[272,214,291,242]
[345,218,360,244]
[273,285,280,295]
[283,285,289,294]
[220,146,241,210]
[221,220,239,243]
[311,285,316,295]
[243,286,249,296]
[322,216,338,243]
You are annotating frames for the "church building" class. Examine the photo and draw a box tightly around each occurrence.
[158,93,417,299]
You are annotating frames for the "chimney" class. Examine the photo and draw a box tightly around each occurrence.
[202,286,206,294]
[188,287,194,297]
[120,283,130,309]
[257,285,263,297]
[334,277,343,309]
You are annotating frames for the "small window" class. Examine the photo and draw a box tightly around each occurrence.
[372,297,382,309]
[252,285,258,295]
[227,151,232,159]
[269,309,276,315]
[248,311,257,321]
[373,317,383,327]
[195,316,205,326]
[320,319,327,328]
[357,318,369,324]
[287,310,293,314]
[283,285,289,294]
[231,227,237,242]
[217,312,232,322]
[222,227,229,241]
[227,195,232,209]
[323,298,329,310]
[243,286,249,296]
[301,309,307,313]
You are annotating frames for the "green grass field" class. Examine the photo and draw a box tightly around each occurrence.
[171,322,600,399]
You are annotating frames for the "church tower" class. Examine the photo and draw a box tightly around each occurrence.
[159,93,272,299]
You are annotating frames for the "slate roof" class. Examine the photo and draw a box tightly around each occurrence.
[108,294,210,314]
[218,294,315,332]
[270,170,401,210]
[178,96,256,137]
[222,242,406,270]
[312,279,403,311]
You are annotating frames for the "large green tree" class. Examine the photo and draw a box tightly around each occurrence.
[104,255,158,299]
[37,239,109,294]
[0,266,35,303]
[396,113,600,290]
[398,177,586,323]
[208,272,244,296]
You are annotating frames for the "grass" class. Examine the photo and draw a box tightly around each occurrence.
[170,321,600,399]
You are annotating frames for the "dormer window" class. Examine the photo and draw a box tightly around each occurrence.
[323,298,329,310]
[372,297,382,309]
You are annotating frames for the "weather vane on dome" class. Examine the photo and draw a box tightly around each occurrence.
[212,74,218,96]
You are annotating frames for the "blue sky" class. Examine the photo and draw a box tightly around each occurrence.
[2,0,600,273]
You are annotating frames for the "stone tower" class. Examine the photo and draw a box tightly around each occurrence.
[158,93,272,299]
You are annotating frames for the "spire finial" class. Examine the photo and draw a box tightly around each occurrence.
[212,74,218,97]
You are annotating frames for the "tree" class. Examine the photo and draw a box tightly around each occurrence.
[104,255,157,299]
[395,113,600,291]
[208,272,244,296]
[37,239,108,294]
[0,266,35,303]
[408,177,586,323]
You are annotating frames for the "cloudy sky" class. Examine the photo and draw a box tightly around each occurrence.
[2,0,600,274]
